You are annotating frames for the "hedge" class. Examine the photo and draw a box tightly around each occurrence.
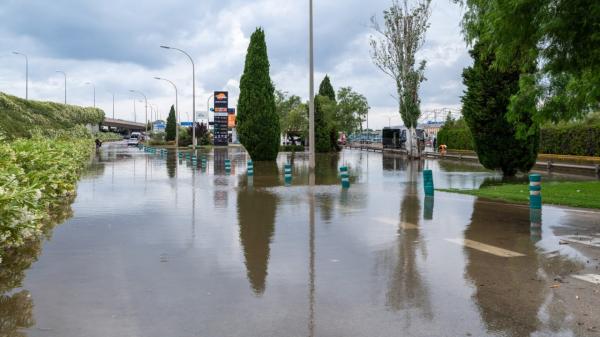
[438,116,600,156]
[0,92,104,139]
[436,118,474,150]
[540,124,600,156]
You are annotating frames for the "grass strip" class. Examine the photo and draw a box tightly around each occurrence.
[439,181,600,209]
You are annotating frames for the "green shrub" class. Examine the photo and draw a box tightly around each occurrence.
[540,122,600,156]
[0,133,94,257]
[95,132,122,142]
[436,118,474,150]
[0,92,104,139]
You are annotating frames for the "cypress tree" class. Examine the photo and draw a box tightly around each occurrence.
[315,95,332,153]
[237,28,280,161]
[318,75,336,102]
[165,105,176,141]
[462,43,539,176]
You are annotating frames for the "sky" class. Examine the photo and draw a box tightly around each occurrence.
[0,0,470,129]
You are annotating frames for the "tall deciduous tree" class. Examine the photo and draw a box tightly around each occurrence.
[165,105,176,142]
[370,0,431,158]
[237,28,280,161]
[336,87,370,136]
[462,43,539,176]
[456,0,600,136]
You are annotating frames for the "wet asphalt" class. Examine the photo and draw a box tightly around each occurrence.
[1,142,599,337]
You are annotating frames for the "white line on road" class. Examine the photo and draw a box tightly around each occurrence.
[374,217,418,230]
[559,236,600,249]
[445,238,526,257]
[571,274,600,285]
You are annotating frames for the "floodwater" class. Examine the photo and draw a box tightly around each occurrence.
[1,142,599,337]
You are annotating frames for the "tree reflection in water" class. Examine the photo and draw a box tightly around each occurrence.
[464,199,580,336]
[375,160,433,322]
[0,198,74,336]
[237,162,279,295]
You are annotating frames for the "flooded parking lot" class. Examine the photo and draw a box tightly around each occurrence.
[2,142,599,337]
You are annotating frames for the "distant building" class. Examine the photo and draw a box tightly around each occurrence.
[419,121,445,138]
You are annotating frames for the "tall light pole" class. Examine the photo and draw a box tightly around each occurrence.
[160,45,197,148]
[107,91,115,119]
[56,71,67,104]
[155,77,179,147]
[85,82,96,108]
[132,97,137,122]
[308,0,316,170]
[130,90,148,135]
[12,51,28,100]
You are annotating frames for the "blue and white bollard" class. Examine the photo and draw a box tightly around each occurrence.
[191,155,197,166]
[529,174,542,209]
[284,163,292,185]
[247,160,254,177]
[201,156,207,170]
[423,170,434,196]
[225,159,231,174]
[340,166,350,189]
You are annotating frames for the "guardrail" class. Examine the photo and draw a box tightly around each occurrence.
[346,143,600,177]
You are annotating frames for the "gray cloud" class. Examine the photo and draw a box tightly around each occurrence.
[0,0,469,128]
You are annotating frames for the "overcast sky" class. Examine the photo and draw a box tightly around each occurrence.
[0,0,469,129]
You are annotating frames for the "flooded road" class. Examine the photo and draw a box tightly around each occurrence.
[2,142,599,337]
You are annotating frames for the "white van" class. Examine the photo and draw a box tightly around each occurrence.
[127,132,142,146]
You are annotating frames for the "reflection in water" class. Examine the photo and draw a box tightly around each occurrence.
[464,199,575,336]
[308,173,316,337]
[382,153,407,172]
[0,199,75,336]
[166,150,177,178]
[315,154,340,185]
[423,196,434,220]
[385,161,432,319]
[237,170,279,295]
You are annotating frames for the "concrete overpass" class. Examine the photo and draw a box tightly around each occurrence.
[101,118,146,134]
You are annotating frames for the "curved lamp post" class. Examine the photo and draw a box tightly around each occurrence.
[56,71,67,104]
[154,77,179,147]
[160,45,196,147]
[130,90,148,134]
[85,82,96,108]
[12,51,28,100]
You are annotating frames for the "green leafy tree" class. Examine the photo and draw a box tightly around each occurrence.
[370,0,431,157]
[237,28,280,161]
[336,87,370,135]
[165,105,176,141]
[456,0,600,134]
[318,75,336,102]
[462,43,539,176]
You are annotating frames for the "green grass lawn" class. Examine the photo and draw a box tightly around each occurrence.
[439,181,600,209]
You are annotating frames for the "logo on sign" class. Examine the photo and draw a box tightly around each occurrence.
[215,93,227,101]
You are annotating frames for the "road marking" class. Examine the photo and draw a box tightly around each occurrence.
[445,238,526,257]
[373,217,418,230]
[571,274,600,285]
[559,235,600,249]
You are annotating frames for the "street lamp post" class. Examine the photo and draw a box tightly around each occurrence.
[12,51,28,100]
[154,77,179,147]
[56,71,67,104]
[308,0,316,171]
[160,45,197,148]
[85,82,96,108]
[130,90,148,135]
[107,91,115,119]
